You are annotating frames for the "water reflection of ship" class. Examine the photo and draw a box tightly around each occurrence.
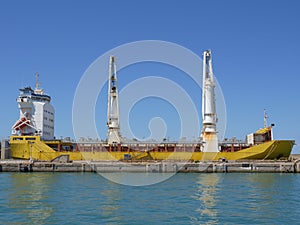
[191,174,220,224]
[100,183,121,221]
[8,173,55,223]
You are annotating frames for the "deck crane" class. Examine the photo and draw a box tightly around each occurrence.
[201,50,219,152]
[107,56,121,144]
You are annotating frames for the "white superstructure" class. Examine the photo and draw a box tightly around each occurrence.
[201,50,218,152]
[12,73,54,140]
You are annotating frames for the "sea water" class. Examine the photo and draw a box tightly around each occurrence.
[0,172,299,224]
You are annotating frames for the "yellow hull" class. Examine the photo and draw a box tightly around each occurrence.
[10,136,294,161]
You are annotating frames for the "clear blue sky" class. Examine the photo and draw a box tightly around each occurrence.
[0,0,299,153]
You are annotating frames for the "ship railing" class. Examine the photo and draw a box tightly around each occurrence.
[219,140,247,145]
[75,140,201,145]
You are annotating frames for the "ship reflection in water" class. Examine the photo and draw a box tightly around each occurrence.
[1,173,300,224]
[191,174,220,224]
[8,173,55,223]
[99,183,121,222]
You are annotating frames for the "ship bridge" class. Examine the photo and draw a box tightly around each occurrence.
[19,87,51,103]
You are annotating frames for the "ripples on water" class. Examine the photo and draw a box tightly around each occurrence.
[0,172,299,224]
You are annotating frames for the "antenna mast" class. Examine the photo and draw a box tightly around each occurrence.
[264,109,268,128]
[35,72,39,90]
[107,56,121,144]
[34,72,43,94]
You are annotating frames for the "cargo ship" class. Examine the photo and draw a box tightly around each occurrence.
[10,51,295,161]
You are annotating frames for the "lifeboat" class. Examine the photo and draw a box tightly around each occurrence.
[12,117,30,130]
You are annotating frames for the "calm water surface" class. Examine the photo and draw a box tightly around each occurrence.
[0,172,299,224]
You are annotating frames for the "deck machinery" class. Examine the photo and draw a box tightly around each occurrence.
[106,50,219,152]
